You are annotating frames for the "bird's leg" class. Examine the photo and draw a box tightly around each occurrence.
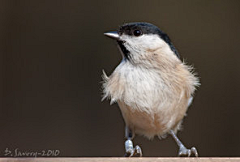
[169,130,198,157]
[124,126,142,157]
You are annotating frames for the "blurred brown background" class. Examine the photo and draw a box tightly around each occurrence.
[1,0,240,157]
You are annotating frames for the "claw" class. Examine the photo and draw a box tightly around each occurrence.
[169,130,199,157]
[124,139,142,157]
[191,147,198,157]
[179,146,198,157]
[134,145,142,157]
[125,146,142,157]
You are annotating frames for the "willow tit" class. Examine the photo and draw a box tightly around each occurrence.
[102,22,199,157]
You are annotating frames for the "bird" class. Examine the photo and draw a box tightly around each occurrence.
[102,22,200,157]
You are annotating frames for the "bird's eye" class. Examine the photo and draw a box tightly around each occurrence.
[133,30,142,37]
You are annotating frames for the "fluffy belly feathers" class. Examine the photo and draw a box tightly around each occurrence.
[102,61,197,139]
[118,92,189,139]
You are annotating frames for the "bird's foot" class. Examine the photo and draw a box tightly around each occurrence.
[125,145,142,157]
[124,139,142,157]
[178,145,198,157]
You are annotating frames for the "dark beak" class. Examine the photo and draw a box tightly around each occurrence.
[104,31,120,40]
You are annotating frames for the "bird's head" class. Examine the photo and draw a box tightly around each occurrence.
[104,22,179,65]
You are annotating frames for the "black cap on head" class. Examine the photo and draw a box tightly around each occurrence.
[118,22,180,58]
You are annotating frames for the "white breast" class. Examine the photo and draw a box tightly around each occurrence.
[102,59,198,139]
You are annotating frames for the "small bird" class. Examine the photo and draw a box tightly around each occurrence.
[102,22,199,157]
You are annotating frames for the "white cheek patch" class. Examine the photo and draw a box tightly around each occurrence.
[120,34,166,53]
[137,34,165,50]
